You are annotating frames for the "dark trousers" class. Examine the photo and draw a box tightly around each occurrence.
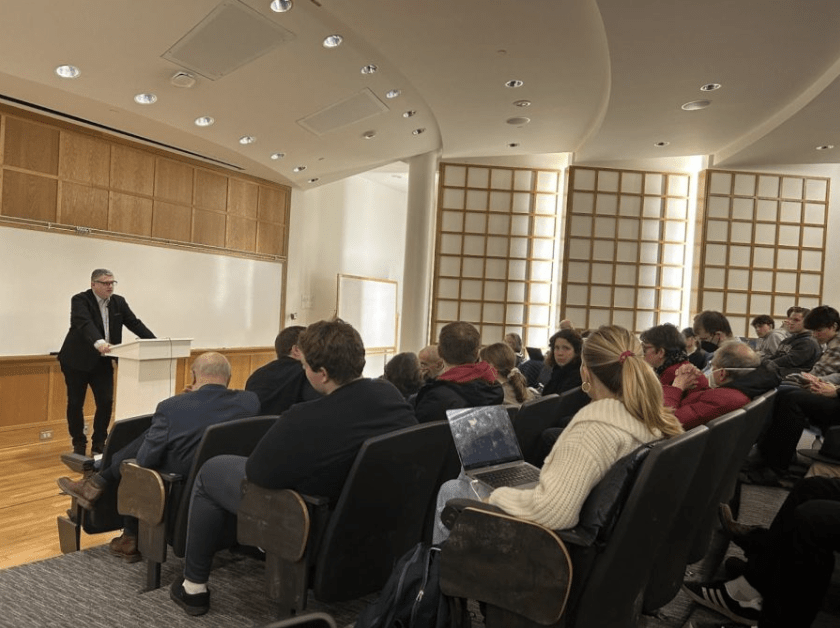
[99,431,147,536]
[743,477,840,627]
[61,358,114,447]
[757,386,840,471]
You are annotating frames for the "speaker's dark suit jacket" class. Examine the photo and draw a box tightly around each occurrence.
[58,289,155,372]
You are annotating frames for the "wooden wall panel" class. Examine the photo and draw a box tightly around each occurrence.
[155,158,193,204]
[1,171,58,221]
[227,215,257,252]
[228,178,258,218]
[60,132,110,186]
[193,208,227,247]
[60,182,109,229]
[153,200,192,242]
[110,144,155,195]
[109,192,153,236]
[4,117,59,175]
[257,221,283,255]
[194,169,228,211]
[258,185,286,223]
[0,364,51,427]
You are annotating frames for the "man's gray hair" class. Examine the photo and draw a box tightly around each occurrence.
[192,352,231,381]
[714,340,760,381]
[90,268,114,281]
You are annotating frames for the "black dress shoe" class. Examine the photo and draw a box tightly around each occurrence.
[73,443,86,456]
[91,441,105,455]
[170,577,210,616]
[723,555,748,579]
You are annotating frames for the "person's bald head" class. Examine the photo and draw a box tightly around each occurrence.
[191,352,231,388]
[418,344,444,381]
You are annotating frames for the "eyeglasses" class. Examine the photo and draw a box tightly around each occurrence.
[94,280,118,287]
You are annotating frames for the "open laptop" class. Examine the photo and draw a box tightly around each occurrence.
[446,405,541,491]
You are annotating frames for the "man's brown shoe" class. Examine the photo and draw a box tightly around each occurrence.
[718,503,760,541]
[109,533,142,563]
[57,475,105,510]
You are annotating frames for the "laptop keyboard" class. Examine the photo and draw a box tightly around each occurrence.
[474,465,540,488]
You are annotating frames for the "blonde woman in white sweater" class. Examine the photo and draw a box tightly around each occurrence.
[433,325,683,543]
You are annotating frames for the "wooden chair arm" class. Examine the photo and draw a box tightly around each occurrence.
[60,452,95,475]
[117,460,167,525]
[440,507,572,625]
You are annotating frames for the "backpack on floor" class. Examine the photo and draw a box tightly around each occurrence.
[355,542,471,628]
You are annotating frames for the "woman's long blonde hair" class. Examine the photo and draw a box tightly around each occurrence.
[480,342,530,403]
[582,325,682,437]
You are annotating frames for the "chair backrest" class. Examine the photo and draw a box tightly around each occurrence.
[84,414,154,534]
[170,415,277,556]
[513,394,562,466]
[569,425,709,628]
[643,408,747,611]
[311,421,452,602]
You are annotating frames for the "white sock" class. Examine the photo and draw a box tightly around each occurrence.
[725,575,762,610]
[182,578,208,595]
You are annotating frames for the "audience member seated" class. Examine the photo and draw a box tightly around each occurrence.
[682,326,711,370]
[518,345,549,389]
[382,351,424,399]
[641,323,709,389]
[661,341,764,430]
[749,306,840,485]
[480,342,535,406]
[503,332,527,366]
[168,319,417,616]
[413,322,503,423]
[765,306,821,377]
[432,325,682,543]
[751,314,789,359]
[693,310,737,356]
[684,476,840,628]
[417,344,445,382]
[245,326,320,415]
[56,353,259,563]
[541,329,584,396]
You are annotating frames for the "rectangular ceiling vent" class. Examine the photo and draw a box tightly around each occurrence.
[163,0,295,80]
[297,88,390,136]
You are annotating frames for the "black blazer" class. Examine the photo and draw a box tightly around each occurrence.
[58,289,155,372]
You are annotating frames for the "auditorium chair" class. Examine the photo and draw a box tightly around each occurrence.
[237,421,451,617]
[117,415,276,589]
[513,387,589,467]
[57,413,153,553]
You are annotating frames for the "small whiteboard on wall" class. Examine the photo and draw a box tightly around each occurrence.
[336,274,398,353]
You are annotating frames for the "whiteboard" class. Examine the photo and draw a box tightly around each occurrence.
[0,226,283,356]
[336,274,398,352]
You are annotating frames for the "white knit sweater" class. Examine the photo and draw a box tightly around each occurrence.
[488,398,661,531]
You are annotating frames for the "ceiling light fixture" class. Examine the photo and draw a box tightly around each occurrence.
[513,100,531,107]
[308,178,320,183]
[403,110,417,118]
[385,89,401,99]
[171,72,196,88]
[508,143,520,148]
[270,0,293,12]
[505,79,524,88]
[700,83,721,92]
[681,100,711,111]
[412,128,426,135]
[362,131,376,139]
[293,166,306,173]
[816,145,834,151]
[323,34,343,48]
[654,141,670,147]
[270,152,286,160]
[506,117,530,126]
[361,64,378,75]
[239,136,256,145]
[55,65,80,79]
[134,93,157,105]
[195,116,215,127]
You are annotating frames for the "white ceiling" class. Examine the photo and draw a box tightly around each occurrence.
[2,0,839,189]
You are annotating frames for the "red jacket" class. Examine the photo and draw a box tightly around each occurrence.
[662,384,750,430]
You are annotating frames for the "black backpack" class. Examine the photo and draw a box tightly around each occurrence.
[355,542,471,628]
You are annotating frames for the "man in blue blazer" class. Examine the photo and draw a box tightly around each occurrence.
[58,269,155,454]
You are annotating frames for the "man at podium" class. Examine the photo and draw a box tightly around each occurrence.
[58,268,155,455]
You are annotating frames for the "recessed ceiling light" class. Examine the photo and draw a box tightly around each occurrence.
[362,131,376,140]
[308,178,320,183]
[361,64,378,75]
[403,110,417,118]
[55,65,80,79]
[133,93,157,105]
[816,145,834,151]
[681,100,711,111]
[195,116,215,127]
[505,79,524,88]
[293,166,306,173]
[171,72,196,88]
[654,141,670,147]
[323,34,343,48]
[412,128,426,135]
[700,83,721,92]
[386,89,401,99]
[508,143,520,148]
[506,117,530,126]
[513,100,531,107]
[239,136,256,145]
[270,0,293,12]
[270,152,286,160]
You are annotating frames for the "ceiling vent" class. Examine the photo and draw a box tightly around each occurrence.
[297,89,389,136]
[162,0,295,80]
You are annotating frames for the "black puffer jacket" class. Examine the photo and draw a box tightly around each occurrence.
[413,379,504,423]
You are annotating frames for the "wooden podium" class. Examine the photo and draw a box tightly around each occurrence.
[108,338,192,420]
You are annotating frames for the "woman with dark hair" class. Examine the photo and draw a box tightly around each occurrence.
[383,352,424,399]
[640,323,708,389]
[682,326,710,370]
[542,329,583,396]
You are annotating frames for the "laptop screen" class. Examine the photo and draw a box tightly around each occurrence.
[446,405,524,471]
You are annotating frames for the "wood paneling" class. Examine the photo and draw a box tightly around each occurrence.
[193,207,227,247]
[155,157,193,204]
[153,200,192,242]
[4,117,60,175]
[194,168,228,211]
[110,144,155,195]
[2,170,58,221]
[0,364,51,427]
[257,221,284,255]
[227,214,257,252]
[109,192,153,236]
[228,178,258,218]
[258,185,287,223]
[60,131,110,186]
[60,181,109,229]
